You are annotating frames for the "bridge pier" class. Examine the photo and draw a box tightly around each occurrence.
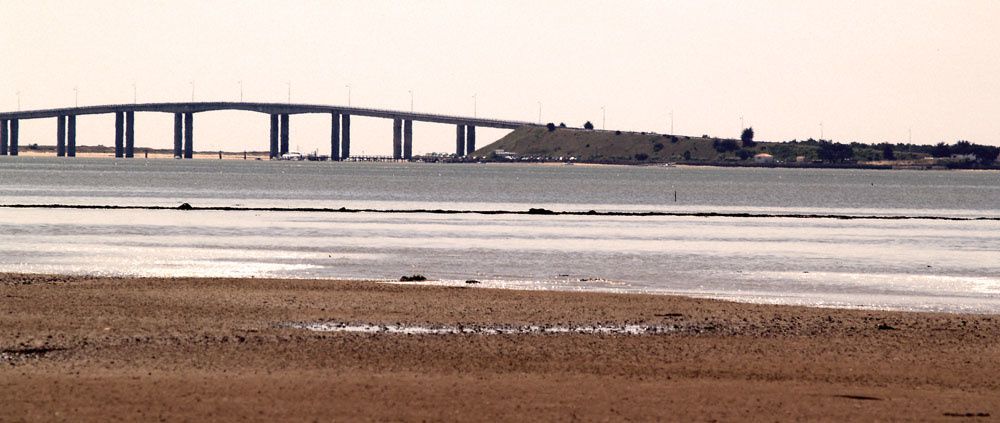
[466,125,476,156]
[184,112,193,159]
[67,116,76,157]
[341,114,351,159]
[456,124,465,156]
[330,112,340,161]
[125,111,135,158]
[269,114,279,158]
[9,120,17,156]
[1,119,7,155]
[56,116,66,157]
[403,120,413,160]
[114,112,124,158]
[173,113,182,158]
[392,118,402,160]
[280,114,289,155]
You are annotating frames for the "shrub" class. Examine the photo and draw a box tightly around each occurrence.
[930,142,951,158]
[653,142,664,152]
[712,139,739,152]
[881,143,895,160]
[634,153,649,161]
[817,141,854,162]
[741,127,756,147]
[399,275,427,282]
[546,122,556,132]
[583,121,594,130]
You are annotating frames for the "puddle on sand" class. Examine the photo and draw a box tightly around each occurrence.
[283,322,677,335]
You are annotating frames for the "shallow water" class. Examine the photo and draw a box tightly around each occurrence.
[1,157,998,313]
[286,322,674,335]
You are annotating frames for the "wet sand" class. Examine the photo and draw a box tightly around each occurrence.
[2,274,998,421]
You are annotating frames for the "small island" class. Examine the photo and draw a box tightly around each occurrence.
[471,124,1000,170]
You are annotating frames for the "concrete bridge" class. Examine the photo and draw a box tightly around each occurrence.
[0,102,535,159]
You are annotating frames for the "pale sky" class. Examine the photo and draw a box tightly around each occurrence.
[2,0,999,154]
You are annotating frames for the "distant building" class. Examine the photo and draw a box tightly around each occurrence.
[754,153,775,163]
[949,153,977,162]
[493,149,519,160]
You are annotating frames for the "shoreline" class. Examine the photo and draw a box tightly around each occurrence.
[8,149,1000,171]
[2,273,998,420]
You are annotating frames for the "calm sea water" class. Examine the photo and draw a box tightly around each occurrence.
[1,157,998,313]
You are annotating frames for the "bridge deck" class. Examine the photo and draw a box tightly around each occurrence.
[0,102,533,130]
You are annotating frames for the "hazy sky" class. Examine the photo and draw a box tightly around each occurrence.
[2,0,999,154]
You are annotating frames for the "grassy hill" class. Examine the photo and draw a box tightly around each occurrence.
[474,127,728,163]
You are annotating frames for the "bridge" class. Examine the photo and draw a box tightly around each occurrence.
[0,102,536,160]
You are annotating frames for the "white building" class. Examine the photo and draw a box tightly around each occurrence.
[754,153,775,163]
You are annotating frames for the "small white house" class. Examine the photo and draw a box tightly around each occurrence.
[754,153,775,163]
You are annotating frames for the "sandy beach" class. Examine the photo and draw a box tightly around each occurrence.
[1,273,997,421]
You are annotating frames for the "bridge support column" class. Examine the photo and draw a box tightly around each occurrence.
[403,120,413,160]
[280,114,289,155]
[114,112,124,158]
[56,116,66,157]
[1,119,7,156]
[125,111,135,158]
[9,120,17,156]
[455,125,465,156]
[330,112,340,161]
[183,112,193,159]
[269,114,279,159]
[173,113,182,158]
[392,118,402,160]
[466,125,476,156]
[67,116,76,157]
[341,114,351,160]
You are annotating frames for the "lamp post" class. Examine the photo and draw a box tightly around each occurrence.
[16,91,20,111]
[408,89,413,112]
[238,80,243,102]
[286,81,291,103]
[345,84,351,106]
[601,106,606,130]
[132,82,137,104]
[670,110,674,134]
[820,122,824,140]
[537,101,542,124]
[74,87,78,107]
[189,81,195,101]
[472,93,477,118]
